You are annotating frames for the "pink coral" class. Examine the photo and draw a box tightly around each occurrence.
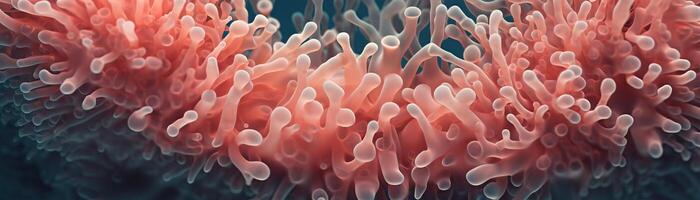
[1,0,700,199]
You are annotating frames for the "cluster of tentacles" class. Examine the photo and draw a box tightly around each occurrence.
[1,0,700,199]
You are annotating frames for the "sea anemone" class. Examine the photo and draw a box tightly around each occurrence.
[1,0,699,199]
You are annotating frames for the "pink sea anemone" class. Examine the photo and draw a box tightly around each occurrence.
[1,0,700,199]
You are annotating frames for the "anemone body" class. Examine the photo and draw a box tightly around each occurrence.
[1,0,700,199]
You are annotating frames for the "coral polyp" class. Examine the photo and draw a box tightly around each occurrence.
[1,0,700,199]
